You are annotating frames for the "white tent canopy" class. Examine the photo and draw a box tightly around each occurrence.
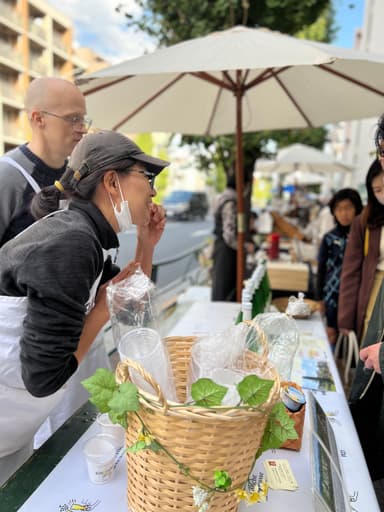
[255,143,354,175]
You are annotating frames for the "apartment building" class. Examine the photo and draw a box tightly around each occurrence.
[327,0,383,189]
[0,0,98,154]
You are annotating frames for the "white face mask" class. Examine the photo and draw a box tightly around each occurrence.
[109,177,132,232]
[376,195,384,206]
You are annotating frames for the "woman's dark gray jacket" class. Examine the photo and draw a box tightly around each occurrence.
[0,199,119,397]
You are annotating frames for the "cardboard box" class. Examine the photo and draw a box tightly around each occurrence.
[266,261,309,292]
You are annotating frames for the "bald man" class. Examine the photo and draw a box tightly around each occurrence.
[0,77,90,246]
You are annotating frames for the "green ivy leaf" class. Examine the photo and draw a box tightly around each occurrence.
[191,378,228,407]
[127,439,161,453]
[127,440,146,453]
[149,440,162,452]
[237,375,274,407]
[108,410,128,430]
[214,470,232,490]
[108,382,139,415]
[81,368,117,412]
[256,402,298,459]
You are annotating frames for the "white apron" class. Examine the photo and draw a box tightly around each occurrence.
[0,296,65,458]
[0,160,109,460]
[33,268,111,449]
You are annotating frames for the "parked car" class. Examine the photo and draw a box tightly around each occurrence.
[163,190,209,220]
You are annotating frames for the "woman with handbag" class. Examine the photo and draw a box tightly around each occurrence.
[338,120,384,479]
[0,130,168,485]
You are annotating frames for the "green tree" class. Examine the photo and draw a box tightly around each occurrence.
[117,0,335,47]
[117,0,335,189]
[134,132,170,202]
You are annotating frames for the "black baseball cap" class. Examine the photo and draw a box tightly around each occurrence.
[69,130,169,176]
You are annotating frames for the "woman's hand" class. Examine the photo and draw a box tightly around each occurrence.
[360,342,382,374]
[137,203,166,247]
[94,261,140,314]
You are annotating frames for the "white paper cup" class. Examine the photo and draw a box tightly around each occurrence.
[96,413,125,448]
[83,435,115,484]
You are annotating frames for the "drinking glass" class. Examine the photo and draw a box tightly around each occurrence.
[118,327,177,402]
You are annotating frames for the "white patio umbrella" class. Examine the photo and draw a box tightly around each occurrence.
[255,143,354,175]
[282,170,327,186]
[79,25,384,300]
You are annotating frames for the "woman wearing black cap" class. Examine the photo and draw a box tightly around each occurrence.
[0,130,168,484]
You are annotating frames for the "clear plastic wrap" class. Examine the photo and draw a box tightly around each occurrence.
[106,267,157,346]
[187,322,276,404]
[285,292,312,318]
[252,312,299,381]
[107,269,177,402]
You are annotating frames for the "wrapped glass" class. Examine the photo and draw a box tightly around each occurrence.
[252,312,299,381]
[107,268,157,345]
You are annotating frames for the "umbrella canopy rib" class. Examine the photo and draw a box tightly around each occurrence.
[272,72,313,127]
[244,67,291,91]
[223,70,237,88]
[241,69,250,88]
[319,64,384,96]
[111,73,186,131]
[191,71,234,91]
[82,75,133,96]
[205,86,223,135]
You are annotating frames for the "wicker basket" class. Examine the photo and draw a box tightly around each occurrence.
[115,333,281,512]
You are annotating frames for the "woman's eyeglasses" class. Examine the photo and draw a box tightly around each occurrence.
[135,169,156,189]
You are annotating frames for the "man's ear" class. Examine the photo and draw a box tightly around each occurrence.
[30,110,44,127]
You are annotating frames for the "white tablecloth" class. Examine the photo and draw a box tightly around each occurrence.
[18,304,379,512]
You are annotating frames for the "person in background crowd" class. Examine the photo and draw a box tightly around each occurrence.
[303,192,335,247]
[0,76,89,247]
[338,121,384,480]
[211,174,238,301]
[317,188,363,346]
[0,130,168,485]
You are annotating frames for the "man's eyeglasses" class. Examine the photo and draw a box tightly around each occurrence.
[41,111,92,131]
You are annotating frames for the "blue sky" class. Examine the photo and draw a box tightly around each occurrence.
[47,0,366,63]
[333,0,365,47]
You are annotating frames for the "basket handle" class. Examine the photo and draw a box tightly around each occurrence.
[115,359,169,413]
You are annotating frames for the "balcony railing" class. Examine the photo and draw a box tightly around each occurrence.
[3,119,23,139]
[0,2,22,26]
[53,34,68,53]
[30,56,47,75]
[29,22,46,41]
[0,80,22,102]
[0,40,23,65]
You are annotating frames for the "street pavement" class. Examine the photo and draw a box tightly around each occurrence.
[115,217,213,290]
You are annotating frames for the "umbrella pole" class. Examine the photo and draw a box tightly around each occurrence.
[235,71,245,303]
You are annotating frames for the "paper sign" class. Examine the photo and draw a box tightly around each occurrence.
[263,459,298,491]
